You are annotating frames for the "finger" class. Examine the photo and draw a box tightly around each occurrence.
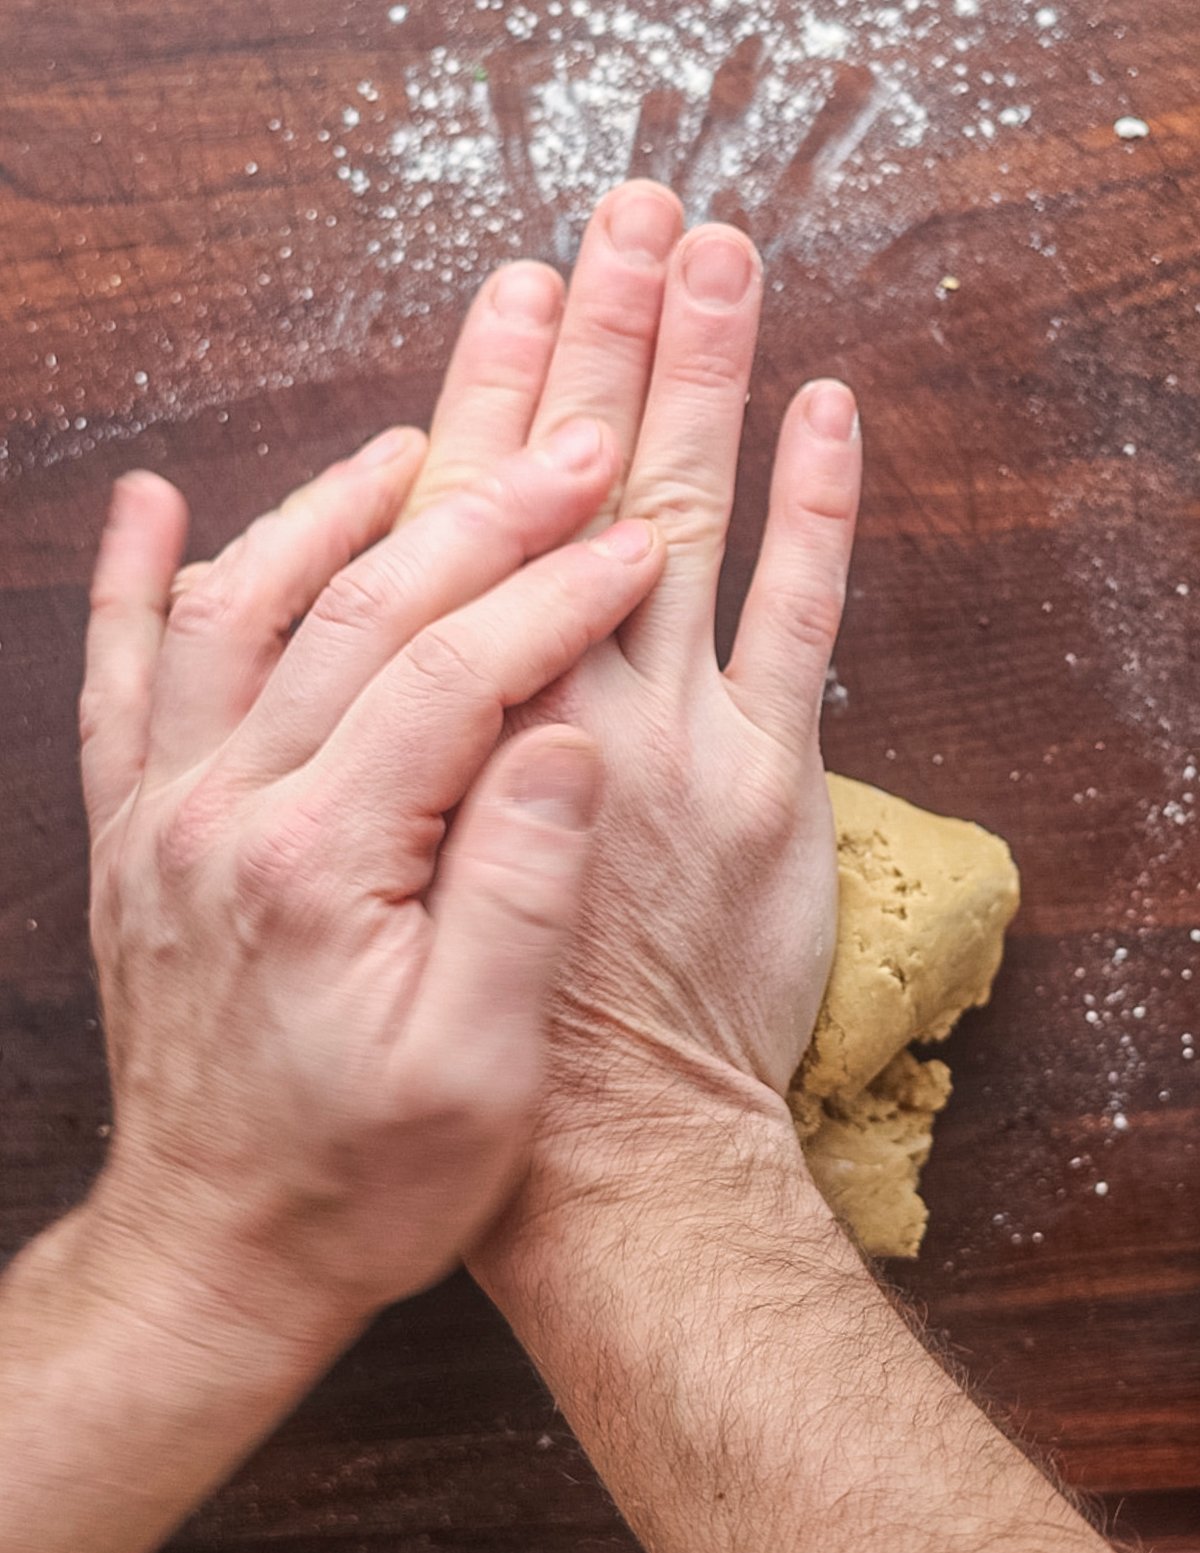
[616,225,763,678]
[232,419,621,778]
[308,518,664,887]
[724,381,861,752]
[528,180,683,529]
[145,428,425,783]
[401,262,564,521]
[397,729,601,1132]
[81,472,189,833]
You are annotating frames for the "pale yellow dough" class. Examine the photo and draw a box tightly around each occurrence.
[788,775,1020,1258]
[802,1051,952,1259]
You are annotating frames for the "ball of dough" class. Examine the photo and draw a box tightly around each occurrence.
[788,775,1020,1257]
[796,774,1020,1114]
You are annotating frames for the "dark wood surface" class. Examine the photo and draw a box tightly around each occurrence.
[2,0,1198,1546]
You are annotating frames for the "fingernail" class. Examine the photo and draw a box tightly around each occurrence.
[541,418,604,472]
[681,232,756,307]
[111,469,175,520]
[589,518,653,562]
[508,740,600,830]
[116,468,164,493]
[800,380,859,441]
[492,262,562,324]
[607,190,681,266]
[352,426,416,469]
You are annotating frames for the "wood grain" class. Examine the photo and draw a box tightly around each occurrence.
[1,0,1197,1547]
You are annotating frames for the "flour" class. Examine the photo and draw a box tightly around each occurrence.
[8,0,1082,473]
[342,0,1057,303]
[823,664,850,713]
[1113,115,1150,140]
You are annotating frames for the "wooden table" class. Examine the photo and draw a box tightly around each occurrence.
[2,0,1197,1546]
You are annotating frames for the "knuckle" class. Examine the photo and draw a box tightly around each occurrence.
[744,769,800,847]
[403,623,495,702]
[232,802,328,918]
[550,612,589,671]
[419,469,529,532]
[665,347,743,397]
[757,576,845,655]
[720,753,800,855]
[624,476,726,555]
[465,335,553,393]
[166,525,301,643]
[466,850,576,939]
[168,560,213,606]
[391,810,448,881]
[792,476,858,526]
[87,578,124,617]
[411,472,528,538]
[455,474,526,534]
[310,549,416,635]
[534,565,593,658]
[571,294,656,351]
[154,780,228,879]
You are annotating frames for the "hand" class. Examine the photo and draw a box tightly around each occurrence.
[404,191,1106,1553]
[79,418,666,1331]
[365,188,1101,1553]
[387,181,861,1202]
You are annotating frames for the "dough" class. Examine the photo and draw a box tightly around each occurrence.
[800,1051,952,1259]
[798,773,1020,1113]
[788,775,1020,1257]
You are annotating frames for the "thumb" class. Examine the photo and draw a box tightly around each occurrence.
[398,727,602,1123]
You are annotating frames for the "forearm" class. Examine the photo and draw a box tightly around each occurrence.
[475,1094,1107,1553]
[0,1185,358,1553]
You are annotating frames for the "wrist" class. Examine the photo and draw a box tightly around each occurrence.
[0,1185,364,1553]
[519,1018,800,1201]
[78,1163,363,1370]
[471,1081,840,1318]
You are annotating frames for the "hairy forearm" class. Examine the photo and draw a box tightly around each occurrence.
[475,1096,1107,1553]
[0,1186,358,1553]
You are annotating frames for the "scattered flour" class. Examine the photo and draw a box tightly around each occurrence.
[823,664,850,713]
[349,0,1053,291]
[1113,114,1150,139]
[7,0,1081,472]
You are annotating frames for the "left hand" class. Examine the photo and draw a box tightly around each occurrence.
[80,418,665,1333]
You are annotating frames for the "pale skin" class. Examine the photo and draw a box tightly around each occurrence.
[0,182,1108,1553]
